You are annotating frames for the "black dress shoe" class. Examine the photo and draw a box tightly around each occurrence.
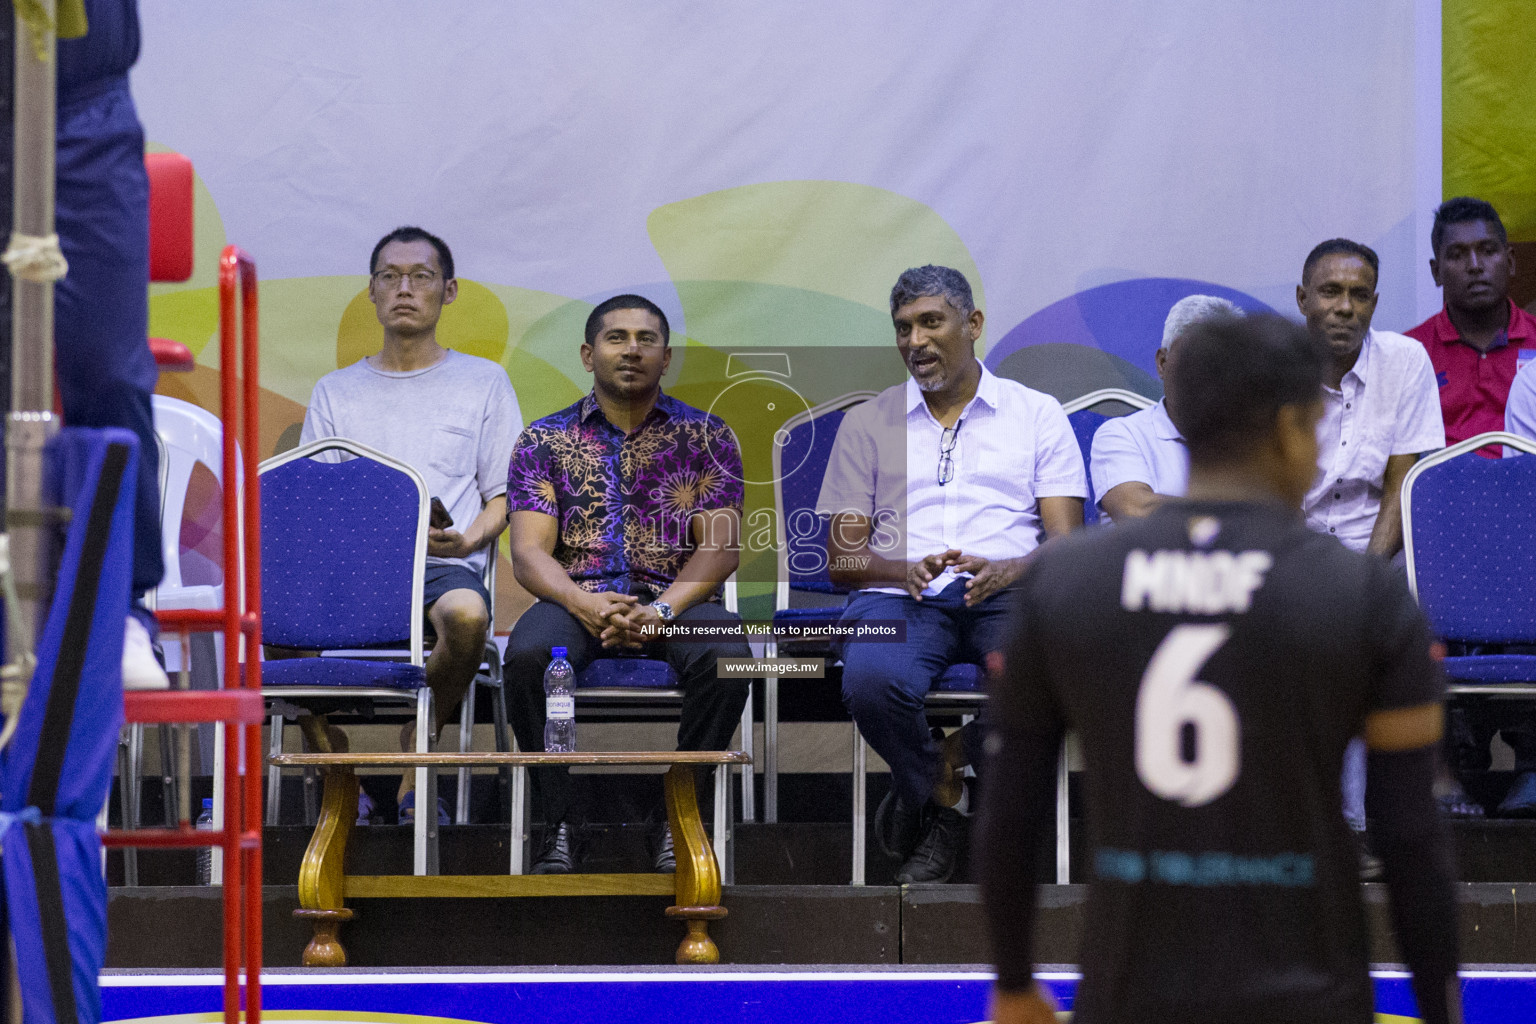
[653,824,676,873]
[895,806,964,884]
[1498,771,1536,817]
[874,791,925,860]
[532,821,581,874]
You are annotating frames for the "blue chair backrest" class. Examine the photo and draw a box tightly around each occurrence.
[780,406,849,593]
[1067,408,1110,525]
[1409,450,1536,644]
[261,454,420,649]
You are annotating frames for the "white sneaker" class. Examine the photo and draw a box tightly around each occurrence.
[122,615,170,690]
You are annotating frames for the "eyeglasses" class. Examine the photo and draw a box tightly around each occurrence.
[372,268,440,290]
[938,419,963,486]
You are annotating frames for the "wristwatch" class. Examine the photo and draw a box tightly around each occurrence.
[651,601,675,622]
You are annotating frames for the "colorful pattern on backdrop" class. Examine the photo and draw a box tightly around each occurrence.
[131,2,1438,618]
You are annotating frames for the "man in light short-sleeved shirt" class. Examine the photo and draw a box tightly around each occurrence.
[1296,238,1444,843]
[299,226,521,822]
[1091,295,1240,523]
[1295,239,1444,557]
[818,265,1086,884]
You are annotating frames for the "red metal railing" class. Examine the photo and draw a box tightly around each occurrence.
[103,245,263,1024]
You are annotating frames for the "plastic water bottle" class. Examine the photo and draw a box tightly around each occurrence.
[195,798,216,885]
[543,646,576,753]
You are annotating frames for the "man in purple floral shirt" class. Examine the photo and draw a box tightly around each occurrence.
[504,294,751,873]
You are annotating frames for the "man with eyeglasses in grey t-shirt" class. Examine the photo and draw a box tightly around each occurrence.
[300,226,521,824]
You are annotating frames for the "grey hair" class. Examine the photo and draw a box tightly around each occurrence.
[1161,294,1241,349]
[890,265,976,318]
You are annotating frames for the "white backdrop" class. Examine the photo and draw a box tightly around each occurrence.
[134,0,1441,404]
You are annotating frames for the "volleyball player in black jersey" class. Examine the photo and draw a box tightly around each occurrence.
[979,314,1460,1024]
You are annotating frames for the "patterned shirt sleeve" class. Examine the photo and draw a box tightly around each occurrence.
[700,418,746,511]
[505,426,558,517]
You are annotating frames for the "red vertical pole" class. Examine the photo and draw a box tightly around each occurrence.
[240,252,264,1024]
[217,248,242,1024]
[216,246,262,1024]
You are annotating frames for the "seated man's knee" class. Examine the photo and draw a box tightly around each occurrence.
[841,651,927,718]
[432,591,490,650]
[504,625,553,679]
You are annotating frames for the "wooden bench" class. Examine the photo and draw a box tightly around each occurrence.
[266,750,750,967]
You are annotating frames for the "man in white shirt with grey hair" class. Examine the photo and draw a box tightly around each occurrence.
[817,264,1086,885]
[1090,294,1240,522]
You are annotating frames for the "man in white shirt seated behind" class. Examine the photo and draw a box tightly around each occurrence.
[1090,295,1240,522]
[1296,238,1443,558]
[818,265,1086,885]
[1295,236,1445,839]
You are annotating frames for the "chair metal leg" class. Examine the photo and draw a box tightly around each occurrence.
[455,683,474,824]
[738,691,755,823]
[851,722,866,886]
[158,724,177,827]
[491,668,512,823]
[765,671,780,822]
[127,724,147,842]
[266,713,285,827]
[508,719,527,876]
[1055,735,1071,884]
[509,764,528,874]
[117,736,138,886]
[210,722,225,884]
[713,764,731,886]
[415,689,438,876]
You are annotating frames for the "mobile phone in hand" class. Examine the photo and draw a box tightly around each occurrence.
[429,497,453,530]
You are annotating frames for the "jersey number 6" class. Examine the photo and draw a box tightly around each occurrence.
[1135,623,1239,807]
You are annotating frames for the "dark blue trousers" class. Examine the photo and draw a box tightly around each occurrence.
[839,586,1014,807]
[0,74,162,603]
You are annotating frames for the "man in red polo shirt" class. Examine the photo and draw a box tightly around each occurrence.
[1407,197,1536,458]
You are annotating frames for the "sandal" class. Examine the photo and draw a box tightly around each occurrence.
[396,790,451,825]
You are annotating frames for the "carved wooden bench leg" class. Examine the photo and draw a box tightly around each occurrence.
[663,763,727,964]
[294,765,358,965]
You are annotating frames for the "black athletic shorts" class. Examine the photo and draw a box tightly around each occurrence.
[423,563,491,615]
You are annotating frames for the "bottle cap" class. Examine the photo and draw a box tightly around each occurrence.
[552,646,567,659]
[202,798,213,810]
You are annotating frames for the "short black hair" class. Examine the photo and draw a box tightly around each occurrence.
[1167,313,1326,465]
[1302,238,1378,286]
[370,226,454,281]
[584,294,670,347]
[1431,196,1507,255]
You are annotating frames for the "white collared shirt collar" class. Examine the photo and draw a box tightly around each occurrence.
[1335,330,1375,393]
[903,360,999,421]
[1151,398,1182,442]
